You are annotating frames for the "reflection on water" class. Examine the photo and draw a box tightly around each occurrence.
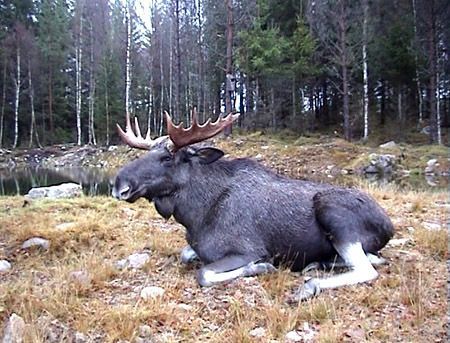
[0,167,116,196]
[0,166,446,197]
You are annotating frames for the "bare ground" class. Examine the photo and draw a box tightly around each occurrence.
[0,137,448,342]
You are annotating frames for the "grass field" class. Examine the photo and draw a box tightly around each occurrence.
[0,137,448,342]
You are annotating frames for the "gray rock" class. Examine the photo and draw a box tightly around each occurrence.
[425,159,438,175]
[26,183,82,199]
[379,141,396,149]
[116,252,150,270]
[69,270,91,286]
[423,222,441,231]
[127,253,150,269]
[21,237,50,250]
[285,331,303,342]
[0,260,11,273]
[138,325,152,338]
[249,327,266,338]
[55,222,77,231]
[364,153,396,174]
[140,286,165,300]
[74,332,89,343]
[2,313,26,343]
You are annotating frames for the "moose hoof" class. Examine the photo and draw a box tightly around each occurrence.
[180,246,199,265]
[294,278,321,301]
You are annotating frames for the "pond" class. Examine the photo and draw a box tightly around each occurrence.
[0,167,116,196]
[0,166,446,197]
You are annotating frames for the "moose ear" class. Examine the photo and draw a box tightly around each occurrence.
[194,148,224,165]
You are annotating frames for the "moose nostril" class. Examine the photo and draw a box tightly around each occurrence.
[119,185,130,195]
[112,184,131,199]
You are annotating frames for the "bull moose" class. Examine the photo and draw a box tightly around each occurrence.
[112,110,394,301]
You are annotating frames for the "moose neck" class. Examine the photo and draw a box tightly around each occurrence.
[159,160,232,234]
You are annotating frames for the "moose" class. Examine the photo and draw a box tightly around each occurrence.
[112,110,394,301]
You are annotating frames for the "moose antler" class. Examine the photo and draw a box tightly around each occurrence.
[166,108,239,150]
[116,112,168,150]
[117,108,239,151]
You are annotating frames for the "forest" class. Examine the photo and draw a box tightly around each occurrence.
[0,0,448,148]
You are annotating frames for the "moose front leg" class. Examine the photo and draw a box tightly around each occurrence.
[180,245,199,264]
[197,255,276,287]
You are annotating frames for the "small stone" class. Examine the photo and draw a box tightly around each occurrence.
[423,222,441,231]
[21,237,50,250]
[69,270,91,286]
[285,330,303,342]
[255,154,264,161]
[138,324,152,338]
[74,332,89,343]
[0,260,11,273]
[55,222,77,231]
[115,259,129,270]
[140,286,165,300]
[249,327,266,338]
[2,313,26,343]
[427,159,438,167]
[127,253,150,269]
[379,141,396,149]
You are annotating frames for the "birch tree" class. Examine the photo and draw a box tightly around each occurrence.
[125,1,132,116]
[362,0,369,140]
[74,1,83,145]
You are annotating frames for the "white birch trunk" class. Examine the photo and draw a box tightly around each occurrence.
[159,29,165,136]
[76,11,83,146]
[169,21,173,115]
[13,45,21,149]
[88,22,96,145]
[362,0,369,140]
[125,3,132,116]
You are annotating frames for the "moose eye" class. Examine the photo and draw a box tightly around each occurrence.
[161,155,172,163]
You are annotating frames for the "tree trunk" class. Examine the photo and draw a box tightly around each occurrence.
[224,0,234,136]
[0,56,6,148]
[379,79,386,125]
[412,0,423,124]
[48,65,53,144]
[292,76,296,119]
[28,58,41,148]
[105,67,110,145]
[88,22,96,145]
[159,26,165,136]
[175,0,181,121]
[362,0,369,141]
[338,0,351,141]
[125,3,132,117]
[13,45,21,149]
[76,9,83,145]
[427,0,438,144]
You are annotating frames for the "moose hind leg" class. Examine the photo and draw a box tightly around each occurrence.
[303,252,387,273]
[295,241,378,301]
[197,255,276,287]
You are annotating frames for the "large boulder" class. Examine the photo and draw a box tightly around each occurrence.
[363,153,397,175]
[25,183,82,199]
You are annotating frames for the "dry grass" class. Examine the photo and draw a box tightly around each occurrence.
[0,139,448,342]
